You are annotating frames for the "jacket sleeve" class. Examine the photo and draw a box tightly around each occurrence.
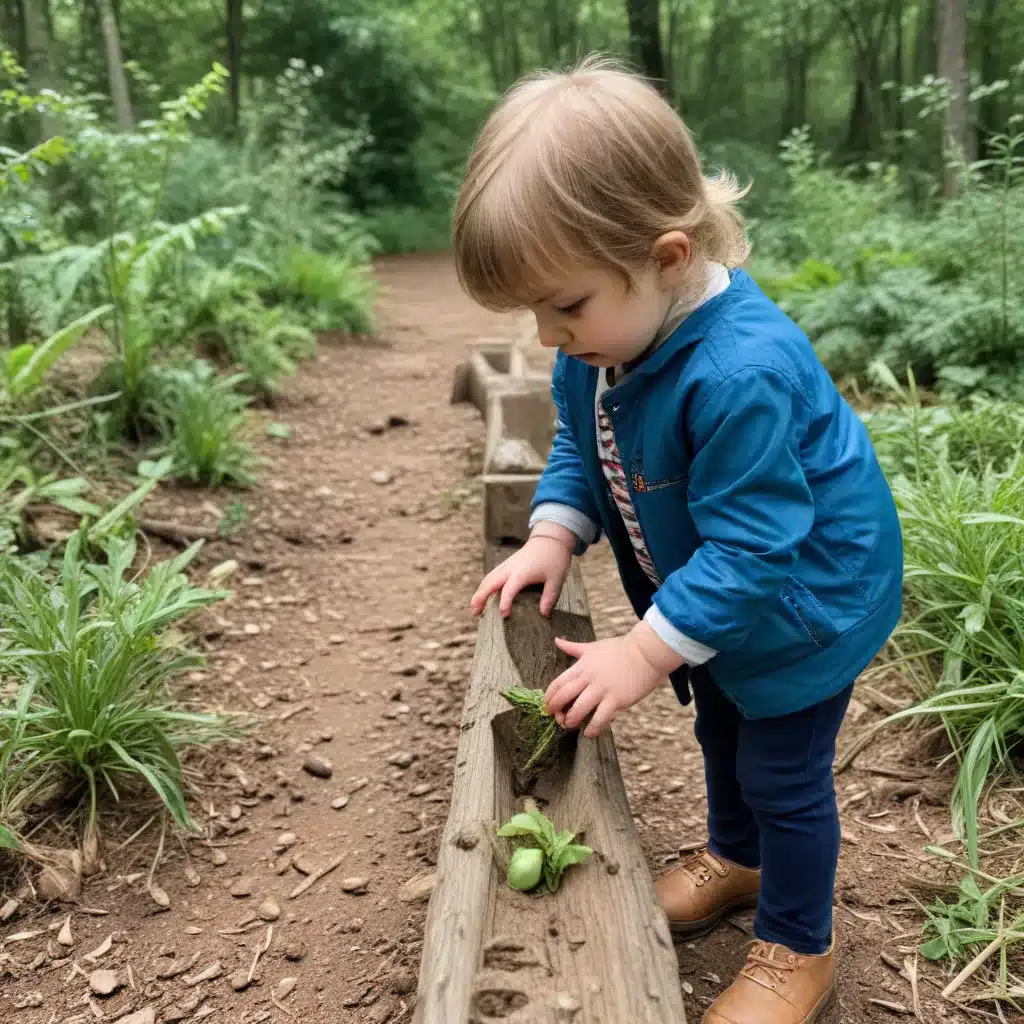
[649,367,814,652]
[529,355,601,553]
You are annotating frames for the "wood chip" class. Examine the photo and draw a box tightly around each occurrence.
[288,855,344,899]
[84,935,113,963]
[247,926,274,984]
[156,951,200,980]
[0,898,20,922]
[868,998,910,1014]
[182,960,223,986]
[5,929,43,942]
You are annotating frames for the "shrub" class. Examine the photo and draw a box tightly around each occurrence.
[0,533,232,841]
[148,361,258,486]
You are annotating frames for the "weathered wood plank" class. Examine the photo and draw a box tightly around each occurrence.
[415,561,685,1024]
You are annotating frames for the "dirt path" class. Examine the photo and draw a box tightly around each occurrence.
[1,253,970,1024]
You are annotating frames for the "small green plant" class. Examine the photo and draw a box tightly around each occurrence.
[218,500,249,537]
[0,532,233,843]
[496,801,592,894]
[501,686,561,772]
[267,244,376,333]
[149,361,258,487]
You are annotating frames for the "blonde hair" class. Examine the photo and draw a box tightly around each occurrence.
[452,55,750,312]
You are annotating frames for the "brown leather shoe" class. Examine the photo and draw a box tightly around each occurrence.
[703,939,836,1024]
[654,849,760,935]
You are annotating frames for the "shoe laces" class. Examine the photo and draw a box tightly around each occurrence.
[677,849,728,888]
[741,941,799,990]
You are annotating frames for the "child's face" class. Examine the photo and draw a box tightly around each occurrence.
[529,253,681,369]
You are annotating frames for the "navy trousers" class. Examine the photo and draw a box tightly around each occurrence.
[689,667,853,956]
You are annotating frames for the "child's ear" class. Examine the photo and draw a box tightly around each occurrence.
[651,231,691,286]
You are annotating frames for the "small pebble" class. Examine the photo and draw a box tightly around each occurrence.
[275,832,298,852]
[387,751,416,769]
[243,623,261,636]
[303,755,333,779]
[258,897,281,922]
[230,969,251,992]
[371,470,393,485]
[211,850,227,867]
[341,876,368,894]
[89,969,122,997]
[331,795,350,810]
[230,877,256,898]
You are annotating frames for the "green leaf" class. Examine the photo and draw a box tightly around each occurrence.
[5,343,34,382]
[959,604,986,635]
[554,844,593,868]
[0,824,19,850]
[266,422,292,440]
[497,813,544,839]
[7,305,112,398]
[919,936,950,961]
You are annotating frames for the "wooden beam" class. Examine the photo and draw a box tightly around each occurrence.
[415,566,686,1023]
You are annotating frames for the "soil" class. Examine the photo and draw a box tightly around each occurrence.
[0,253,981,1023]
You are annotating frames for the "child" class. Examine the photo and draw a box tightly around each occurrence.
[455,56,902,1024]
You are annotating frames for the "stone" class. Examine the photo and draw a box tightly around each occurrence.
[230,877,256,898]
[89,969,122,996]
[341,876,368,894]
[371,470,393,486]
[230,969,251,991]
[399,871,436,903]
[331,795,350,810]
[387,751,416,769]
[115,1009,156,1024]
[258,897,280,922]
[302,755,333,779]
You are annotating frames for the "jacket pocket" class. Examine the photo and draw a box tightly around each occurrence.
[780,579,840,650]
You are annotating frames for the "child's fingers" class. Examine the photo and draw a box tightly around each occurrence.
[563,682,604,731]
[544,672,588,715]
[539,575,562,617]
[544,661,583,705]
[470,566,509,615]
[583,697,618,739]
[554,636,587,658]
[498,572,532,617]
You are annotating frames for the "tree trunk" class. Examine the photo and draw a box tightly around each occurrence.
[937,0,973,197]
[96,0,133,131]
[977,0,1000,148]
[891,0,904,163]
[626,0,665,86]
[226,0,243,130]
[21,0,60,140]
[912,0,936,81]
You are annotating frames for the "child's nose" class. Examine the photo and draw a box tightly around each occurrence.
[537,323,569,349]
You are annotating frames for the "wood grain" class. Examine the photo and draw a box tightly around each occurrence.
[415,562,686,1024]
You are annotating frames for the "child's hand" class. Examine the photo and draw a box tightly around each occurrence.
[544,623,684,738]
[470,524,575,618]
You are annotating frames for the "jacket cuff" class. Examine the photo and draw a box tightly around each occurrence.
[644,605,718,665]
[529,502,600,550]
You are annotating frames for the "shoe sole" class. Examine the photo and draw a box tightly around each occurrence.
[699,981,836,1024]
[667,891,759,937]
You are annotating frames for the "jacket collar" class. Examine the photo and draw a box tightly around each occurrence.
[601,268,751,398]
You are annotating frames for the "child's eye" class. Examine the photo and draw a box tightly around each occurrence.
[554,297,587,317]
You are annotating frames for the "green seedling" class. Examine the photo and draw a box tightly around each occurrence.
[497,802,592,894]
[501,686,561,771]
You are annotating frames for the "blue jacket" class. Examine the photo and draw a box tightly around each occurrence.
[531,269,903,719]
